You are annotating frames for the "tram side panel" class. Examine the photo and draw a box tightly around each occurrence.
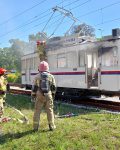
[21,36,120,94]
[21,53,39,88]
[47,38,120,94]
[98,40,120,92]
[47,45,87,90]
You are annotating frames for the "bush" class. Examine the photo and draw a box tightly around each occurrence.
[7,72,21,83]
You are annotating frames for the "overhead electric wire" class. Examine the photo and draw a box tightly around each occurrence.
[36,0,84,37]
[14,15,67,40]
[70,0,91,10]
[42,12,55,32]
[0,12,53,38]
[0,13,61,39]
[17,16,65,39]
[1,0,120,32]
[34,0,84,28]
[95,17,120,26]
[69,0,120,30]
[62,0,85,8]
[0,0,83,38]
[0,0,48,26]
[77,0,120,18]
[46,0,120,36]
[73,0,120,29]
[48,16,66,38]
[0,0,71,27]
[1,0,120,42]
[0,0,81,38]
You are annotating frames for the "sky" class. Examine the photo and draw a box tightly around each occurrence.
[0,0,120,48]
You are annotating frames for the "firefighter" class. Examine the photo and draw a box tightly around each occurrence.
[0,68,8,118]
[31,61,56,131]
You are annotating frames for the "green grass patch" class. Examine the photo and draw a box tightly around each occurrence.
[0,94,120,150]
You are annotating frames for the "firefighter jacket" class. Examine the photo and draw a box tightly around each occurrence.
[0,75,7,93]
[31,72,56,96]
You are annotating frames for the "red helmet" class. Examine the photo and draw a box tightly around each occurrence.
[38,61,49,72]
[0,68,7,75]
[37,40,46,46]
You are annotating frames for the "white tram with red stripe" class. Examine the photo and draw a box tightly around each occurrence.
[21,28,120,96]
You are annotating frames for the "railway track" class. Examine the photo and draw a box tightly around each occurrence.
[9,88,31,95]
[73,97,120,112]
[9,87,120,112]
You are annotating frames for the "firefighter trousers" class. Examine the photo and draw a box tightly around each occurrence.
[33,91,56,130]
[0,95,5,117]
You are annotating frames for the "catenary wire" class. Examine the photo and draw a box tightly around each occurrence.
[0,0,48,26]
[0,0,90,38]
[0,0,71,26]
[0,0,120,42]
[0,0,81,37]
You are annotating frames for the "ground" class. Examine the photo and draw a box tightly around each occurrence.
[0,94,120,150]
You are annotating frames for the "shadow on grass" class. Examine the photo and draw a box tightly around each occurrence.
[0,129,51,145]
[54,101,102,116]
[6,94,34,110]
[6,94,102,117]
[0,130,34,144]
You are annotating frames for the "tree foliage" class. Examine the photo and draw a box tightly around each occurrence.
[71,23,95,36]
[0,39,25,71]
[0,32,47,72]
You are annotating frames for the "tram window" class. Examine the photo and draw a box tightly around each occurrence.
[57,53,66,68]
[101,47,118,66]
[102,52,112,66]
[67,52,77,68]
[48,54,57,69]
[79,52,85,67]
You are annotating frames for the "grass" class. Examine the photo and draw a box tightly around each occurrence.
[0,94,120,150]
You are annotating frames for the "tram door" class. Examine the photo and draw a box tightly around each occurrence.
[85,52,98,88]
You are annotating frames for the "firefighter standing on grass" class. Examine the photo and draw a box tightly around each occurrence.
[0,68,8,118]
[31,61,56,131]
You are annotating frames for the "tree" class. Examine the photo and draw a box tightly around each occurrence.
[0,39,26,71]
[0,32,47,72]
[71,23,95,37]
[0,47,21,71]
[9,39,26,71]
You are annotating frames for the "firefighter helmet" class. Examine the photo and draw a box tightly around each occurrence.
[0,68,7,75]
[39,61,49,72]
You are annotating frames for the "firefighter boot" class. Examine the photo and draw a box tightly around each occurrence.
[49,124,56,131]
